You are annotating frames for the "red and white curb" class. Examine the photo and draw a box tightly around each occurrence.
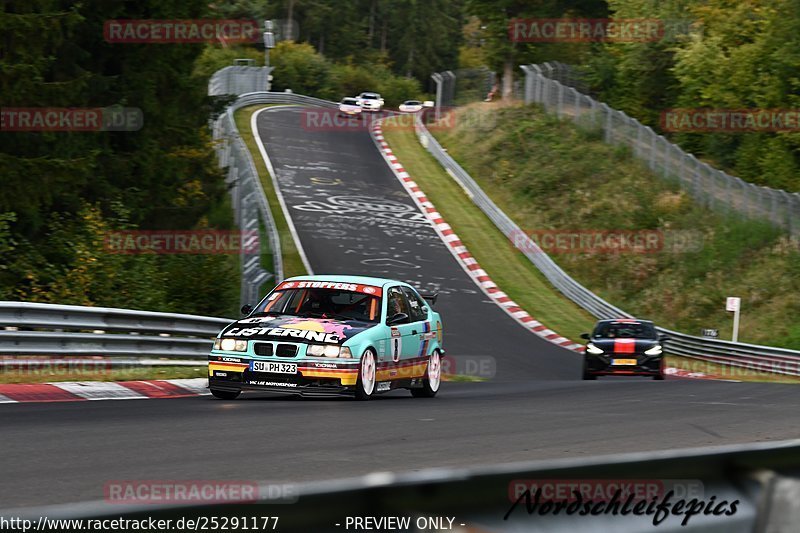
[0,378,209,403]
[370,120,583,353]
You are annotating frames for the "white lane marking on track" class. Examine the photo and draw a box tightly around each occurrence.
[252,106,315,275]
[52,382,148,400]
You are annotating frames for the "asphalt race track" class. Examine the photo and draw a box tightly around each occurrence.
[1,106,798,510]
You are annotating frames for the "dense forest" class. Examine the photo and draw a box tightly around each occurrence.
[1,0,796,314]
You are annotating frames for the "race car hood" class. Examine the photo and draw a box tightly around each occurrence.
[590,338,660,354]
[219,315,377,345]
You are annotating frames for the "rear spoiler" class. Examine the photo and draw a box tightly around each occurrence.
[420,292,438,307]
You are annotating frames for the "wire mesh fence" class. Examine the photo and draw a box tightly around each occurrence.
[521,63,800,236]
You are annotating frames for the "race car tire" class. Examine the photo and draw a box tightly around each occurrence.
[355,348,377,401]
[411,350,441,398]
[582,362,597,380]
[210,388,241,400]
[653,372,665,381]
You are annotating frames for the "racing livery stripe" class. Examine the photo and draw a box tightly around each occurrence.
[418,321,431,357]
[371,121,584,353]
[613,339,637,354]
[209,362,249,373]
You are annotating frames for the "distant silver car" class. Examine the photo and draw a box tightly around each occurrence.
[338,97,363,117]
[356,92,384,112]
[399,100,423,113]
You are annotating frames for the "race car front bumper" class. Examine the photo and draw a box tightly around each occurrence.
[584,353,663,376]
[209,358,360,397]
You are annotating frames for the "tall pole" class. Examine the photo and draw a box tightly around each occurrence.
[431,73,443,122]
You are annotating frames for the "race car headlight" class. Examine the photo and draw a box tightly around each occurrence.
[307,345,353,358]
[323,345,341,358]
[586,343,604,355]
[644,345,663,356]
[219,338,247,352]
[307,345,325,357]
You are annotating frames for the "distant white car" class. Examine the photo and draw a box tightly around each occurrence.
[398,100,423,113]
[356,92,384,112]
[338,97,363,117]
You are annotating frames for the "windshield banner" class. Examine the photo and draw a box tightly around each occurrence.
[275,280,382,297]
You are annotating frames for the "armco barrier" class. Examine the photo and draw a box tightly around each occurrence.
[412,115,800,375]
[0,302,231,359]
[211,89,337,304]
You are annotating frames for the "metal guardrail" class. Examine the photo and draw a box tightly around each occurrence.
[208,65,274,96]
[210,81,339,305]
[520,63,800,236]
[10,439,800,531]
[0,302,231,359]
[413,115,800,375]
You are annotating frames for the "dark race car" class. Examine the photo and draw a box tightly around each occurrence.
[580,319,666,380]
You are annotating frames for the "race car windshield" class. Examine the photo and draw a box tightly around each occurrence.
[255,288,382,323]
[342,98,358,105]
[404,101,421,105]
[361,94,378,99]
[593,322,657,339]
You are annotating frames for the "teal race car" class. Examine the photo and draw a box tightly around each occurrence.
[208,275,444,400]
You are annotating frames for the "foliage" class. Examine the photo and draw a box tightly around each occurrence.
[0,0,238,316]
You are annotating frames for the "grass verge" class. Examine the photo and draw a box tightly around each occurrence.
[381,117,596,342]
[426,103,799,350]
[0,365,207,384]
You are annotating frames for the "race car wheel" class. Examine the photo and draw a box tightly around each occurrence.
[411,350,441,398]
[582,361,597,380]
[210,388,241,400]
[355,348,377,401]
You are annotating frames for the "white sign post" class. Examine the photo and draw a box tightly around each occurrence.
[726,297,741,343]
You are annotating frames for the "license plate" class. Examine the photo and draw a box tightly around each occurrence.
[250,361,297,374]
[612,359,637,366]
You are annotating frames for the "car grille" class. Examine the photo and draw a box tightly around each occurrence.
[254,343,273,356]
[275,344,298,358]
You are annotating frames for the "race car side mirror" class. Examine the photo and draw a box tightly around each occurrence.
[387,313,409,326]
[241,304,254,316]
[580,333,590,340]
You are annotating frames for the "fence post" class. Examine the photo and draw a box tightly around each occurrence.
[431,72,443,122]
